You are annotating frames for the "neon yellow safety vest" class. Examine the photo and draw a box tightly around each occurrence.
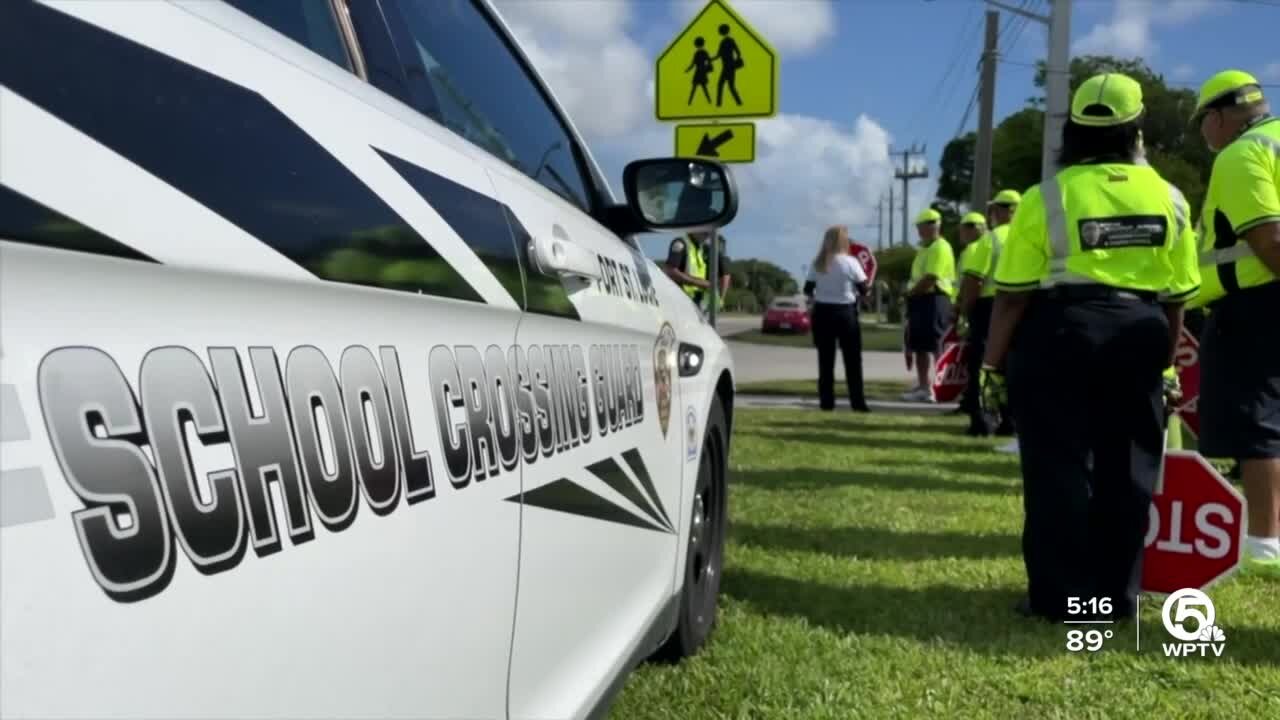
[993,162,1200,301]
[910,237,956,300]
[962,223,1010,299]
[681,237,724,310]
[682,237,707,300]
[983,224,1010,298]
[1190,116,1280,308]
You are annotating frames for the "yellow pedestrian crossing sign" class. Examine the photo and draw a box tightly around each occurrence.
[655,0,778,121]
[674,122,755,163]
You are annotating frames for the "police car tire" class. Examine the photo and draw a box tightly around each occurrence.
[657,395,728,661]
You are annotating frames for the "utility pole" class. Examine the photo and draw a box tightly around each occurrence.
[892,143,929,247]
[877,195,886,250]
[972,10,999,208]
[985,0,1072,181]
[888,185,895,248]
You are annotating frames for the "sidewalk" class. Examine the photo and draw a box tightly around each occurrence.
[737,394,958,413]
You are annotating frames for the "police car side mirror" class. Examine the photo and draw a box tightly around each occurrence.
[621,158,738,232]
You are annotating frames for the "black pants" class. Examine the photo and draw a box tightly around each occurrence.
[812,302,867,410]
[963,297,993,427]
[1007,294,1169,619]
[1200,281,1280,459]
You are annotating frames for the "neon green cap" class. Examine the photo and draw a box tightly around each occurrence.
[961,211,987,226]
[1070,73,1144,127]
[989,189,1022,206]
[915,208,942,225]
[1194,69,1265,120]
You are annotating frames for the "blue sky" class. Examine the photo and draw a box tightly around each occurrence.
[497,0,1280,280]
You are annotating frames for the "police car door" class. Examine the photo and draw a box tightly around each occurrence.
[0,2,522,717]
[366,2,685,716]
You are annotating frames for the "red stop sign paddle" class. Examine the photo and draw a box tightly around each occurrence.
[1141,451,1246,594]
[849,242,877,284]
[931,324,968,403]
[1173,328,1201,435]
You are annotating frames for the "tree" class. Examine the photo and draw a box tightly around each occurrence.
[936,132,976,211]
[726,258,797,309]
[990,108,1044,195]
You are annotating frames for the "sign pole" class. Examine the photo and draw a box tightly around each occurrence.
[708,226,719,328]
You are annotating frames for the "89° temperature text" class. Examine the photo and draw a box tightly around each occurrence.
[1066,629,1114,652]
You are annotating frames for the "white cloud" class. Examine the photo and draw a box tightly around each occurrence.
[1171,64,1196,82]
[1262,62,1280,82]
[596,113,895,270]
[1074,0,1215,59]
[491,0,649,139]
[674,0,836,55]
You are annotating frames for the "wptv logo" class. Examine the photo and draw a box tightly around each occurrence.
[1160,588,1227,658]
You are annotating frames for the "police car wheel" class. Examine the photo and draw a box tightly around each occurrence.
[657,395,728,660]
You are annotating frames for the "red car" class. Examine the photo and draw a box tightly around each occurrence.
[762,297,811,334]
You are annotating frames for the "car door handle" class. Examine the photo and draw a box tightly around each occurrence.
[528,225,601,280]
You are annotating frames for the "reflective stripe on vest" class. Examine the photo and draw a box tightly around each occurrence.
[1040,173,1185,287]
[1200,244,1256,266]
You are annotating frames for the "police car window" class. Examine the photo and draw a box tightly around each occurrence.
[223,0,352,71]
[387,0,594,212]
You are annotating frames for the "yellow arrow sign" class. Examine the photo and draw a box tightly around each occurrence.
[674,122,755,163]
[655,0,778,121]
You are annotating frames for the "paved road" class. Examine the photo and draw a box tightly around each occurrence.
[726,342,907,383]
[711,314,909,384]
[713,314,762,338]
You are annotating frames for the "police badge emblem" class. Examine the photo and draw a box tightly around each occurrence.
[654,323,677,437]
[1081,221,1102,248]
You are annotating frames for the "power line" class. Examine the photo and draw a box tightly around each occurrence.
[953,81,981,139]
[907,2,984,140]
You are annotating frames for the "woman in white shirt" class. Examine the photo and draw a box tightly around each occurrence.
[804,225,871,412]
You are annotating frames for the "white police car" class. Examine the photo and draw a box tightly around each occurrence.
[0,1,737,717]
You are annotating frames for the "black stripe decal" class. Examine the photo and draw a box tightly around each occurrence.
[0,0,480,303]
[0,184,158,264]
[506,478,669,533]
[374,148,524,305]
[585,457,671,532]
[621,448,673,530]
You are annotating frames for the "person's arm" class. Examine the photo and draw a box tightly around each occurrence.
[983,291,1033,369]
[661,239,710,288]
[662,264,710,288]
[1245,221,1280,276]
[1163,303,1186,367]
[981,186,1049,369]
[1161,185,1201,365]
[909,275,937,295]
[956,275,983,319]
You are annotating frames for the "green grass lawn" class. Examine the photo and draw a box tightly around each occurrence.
[609,409,1280,719]
[738,378,914,402]
[732,322,903,353]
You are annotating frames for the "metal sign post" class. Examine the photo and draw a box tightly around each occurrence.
[708,227,719,328]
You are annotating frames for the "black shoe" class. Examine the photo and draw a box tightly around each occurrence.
[851,403,871,413]
[965,423,990,437]
[994,422,1015,436]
